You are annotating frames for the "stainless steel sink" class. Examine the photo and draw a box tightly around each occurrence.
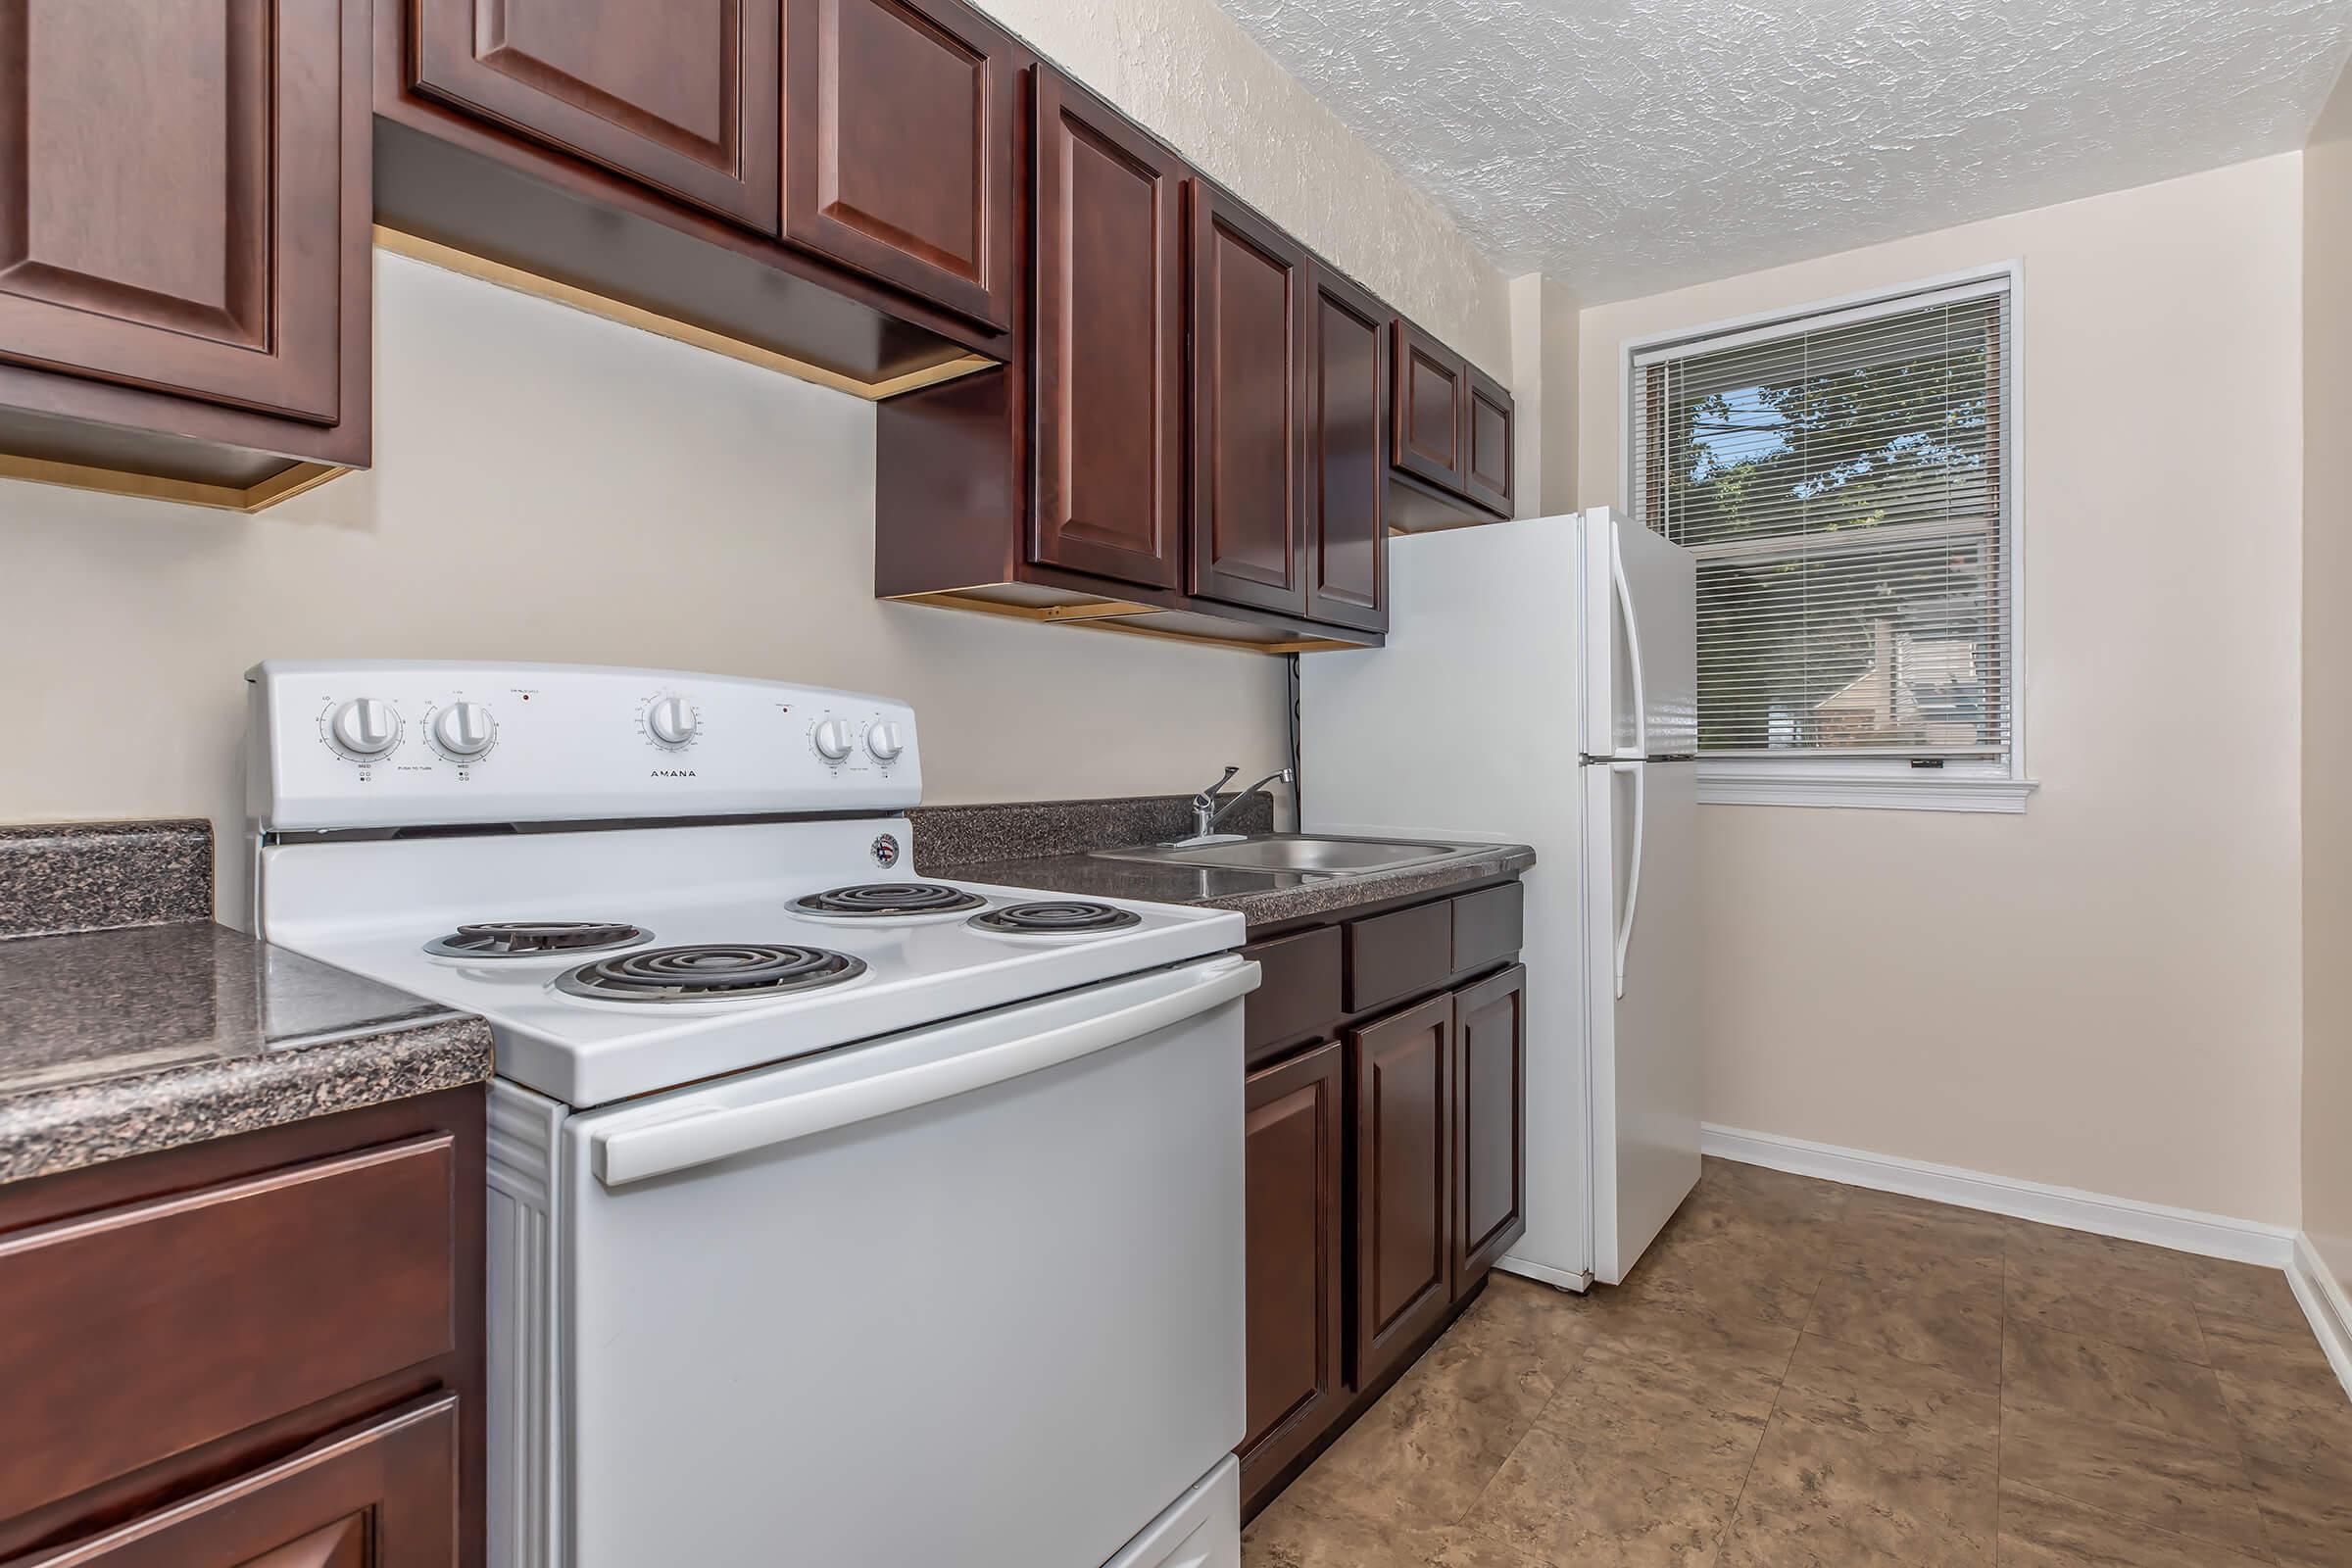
[1088,834,1468,876]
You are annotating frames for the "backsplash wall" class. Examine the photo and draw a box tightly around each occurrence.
[0,252,1291,923]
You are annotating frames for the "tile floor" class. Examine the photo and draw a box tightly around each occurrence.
[1243,1156,2352,1566]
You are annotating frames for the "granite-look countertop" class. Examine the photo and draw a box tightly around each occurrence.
[0,820,493,1185]
[913,796,1533,929]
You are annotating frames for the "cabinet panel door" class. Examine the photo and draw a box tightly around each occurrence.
[1030,72,1186,590]
[0,0,352,421]
[1462,363,1514,516]
[17,1396,458,1568]
[1390,319,1465,493]
[782,0,1015,329]
[1188,183,1308,616]
[1303,266,1388,632]
[1350,993,1453,1387]
[1452,965,1527,1294]
[1239,1042,1348,1495]
[412,0,782,230]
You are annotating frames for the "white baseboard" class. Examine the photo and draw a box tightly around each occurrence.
[1700,1123,2296,1269]
[2288,1233,2352,1402]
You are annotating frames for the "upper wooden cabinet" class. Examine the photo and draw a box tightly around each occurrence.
[1389,318,1515,527]
[411,0,783,231]
[1030,72,1188,592]
[1189,184,1310,617]
[1391,319,1466,493]
[1463,363,1514,516]
[1304,267,1390,632]
[782,0,1018,330]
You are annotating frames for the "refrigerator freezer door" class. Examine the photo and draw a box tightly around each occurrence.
[1582,758,1701,1284]
[1581,509,1698,760]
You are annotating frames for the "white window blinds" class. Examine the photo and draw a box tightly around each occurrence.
[1632,280,2013,762]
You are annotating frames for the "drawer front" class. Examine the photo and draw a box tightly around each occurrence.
[12,1396,458,1568]
[1450,882,1525,975]
[1243,926,1342,1065]
[0,1136,457,1518]
[1344,900,1452,1015]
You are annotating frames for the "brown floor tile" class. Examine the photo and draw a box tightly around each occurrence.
[1244,1476,1557,1568]
[1532,1344,1774,1495]
[1717,1405,1995,1566]
[1773,1332,1999,1466]
[1996,1479,2275,1568]
[1462,1422,1734,1566]
[2199,1305,2348,1397]
[2002,1251,2211,1363]
[1619,1220,1830,1333]
[1301,1281,1584,1526]
[2187,1257,2311,1330]
[1692,1156,1852,1228]
[1833,1187,2008,1271]
[2215,1369,2352,1567]
[1998,1400,2269,1557]
[1801,1253,2004,1385]
[2000,1320,2234,1445]
[2002,1218,2205,1296]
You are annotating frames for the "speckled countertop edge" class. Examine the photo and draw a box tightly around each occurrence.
[0,1013,495,1185]
[1186,845,1538,925]
[0,819,214,938]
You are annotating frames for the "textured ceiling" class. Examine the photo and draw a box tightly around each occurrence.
[1210,0,2352,303]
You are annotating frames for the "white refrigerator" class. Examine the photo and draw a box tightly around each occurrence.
[1299,508,1700,1288]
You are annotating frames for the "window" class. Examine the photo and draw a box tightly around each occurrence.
[1628,270,2032,811]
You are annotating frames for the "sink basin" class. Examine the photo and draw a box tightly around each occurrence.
[1089,835,1466,875]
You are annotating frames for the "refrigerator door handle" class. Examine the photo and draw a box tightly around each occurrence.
[1612,524,1650,759]
[1610,760,1645,1000]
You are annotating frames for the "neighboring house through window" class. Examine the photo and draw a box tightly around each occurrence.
[1626,268,2034,811]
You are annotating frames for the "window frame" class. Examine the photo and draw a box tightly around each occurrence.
[1617,262,2036,814]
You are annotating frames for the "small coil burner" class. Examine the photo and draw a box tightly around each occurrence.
[788,883,986,920]
[425,920,648,958]
[968,901,1144,938]
[556,944,867,1004]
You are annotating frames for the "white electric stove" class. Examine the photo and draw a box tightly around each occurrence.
[247,661,1252,1568]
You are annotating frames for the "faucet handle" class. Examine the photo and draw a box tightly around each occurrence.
[1193,764,1240,808]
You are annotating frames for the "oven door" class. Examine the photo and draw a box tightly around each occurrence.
[558,955,1253,1568]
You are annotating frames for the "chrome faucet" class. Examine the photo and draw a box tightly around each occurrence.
[1176,765,1293,846]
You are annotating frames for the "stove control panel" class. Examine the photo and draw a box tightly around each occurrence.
[249,662,921,831]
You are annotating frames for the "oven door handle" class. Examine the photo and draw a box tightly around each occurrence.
[592,956,1259,1187]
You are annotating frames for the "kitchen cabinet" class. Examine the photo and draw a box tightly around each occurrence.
[1388,318,1516,528]
[1462,364,1515,517]
[1303,267,1391,633]
[1452,964,1528,1293]
[0,1088,483,1566]
[411,0,783,231]
[1234,878,1528,1520]
[1031,72,1190,591]
[1188,185,1311,617]
[1391,319,1467,495]
[782,0,1020,329]
[0,0,370,508]
[1239,1041,1347,1500]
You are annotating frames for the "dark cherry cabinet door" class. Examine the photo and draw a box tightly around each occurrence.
[1239,1041,1348,1499]
[411,0,782,231]
[1349,993,1454,1388]
[21,1396,459,1567]
[1391,318,1466,494]
[1030,71,1187,591]
[782,0,1017,330]
[1452,964,1527,1294]
[0,0,353,422]
[1303,266,1389,632]
[1188,184,1310,616]
[1462,363,1514,517]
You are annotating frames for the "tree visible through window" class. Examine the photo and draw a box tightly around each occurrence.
[1633,284,2012,762]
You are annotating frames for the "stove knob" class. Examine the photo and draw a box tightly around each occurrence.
[432,701,496,759]
[865,720,906,762]
[329,698,401,759]
[811,717,856,760]
[648,695,699,748]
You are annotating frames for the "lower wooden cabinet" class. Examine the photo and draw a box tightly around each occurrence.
[1452,964,1528,1293]
[15,1396,458,1568]
[1238,1041,1348,1496]
[1350,993,1456,1389]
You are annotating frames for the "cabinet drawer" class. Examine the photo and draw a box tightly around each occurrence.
[11,1396,458,1568]
[1344,900,1451,1014]
[1450,882,1525,975]
[1244,926,1342,1066]
[0,1135,457,1518]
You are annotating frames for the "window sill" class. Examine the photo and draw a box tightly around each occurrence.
[1696,762,2038,814]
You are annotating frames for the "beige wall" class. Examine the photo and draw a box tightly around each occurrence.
[979,0,1512,376]
[0,253,1291,921]
[1578,157,2307,1225]
[2306,68,2352,1286]
[1504,274,1582,518]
